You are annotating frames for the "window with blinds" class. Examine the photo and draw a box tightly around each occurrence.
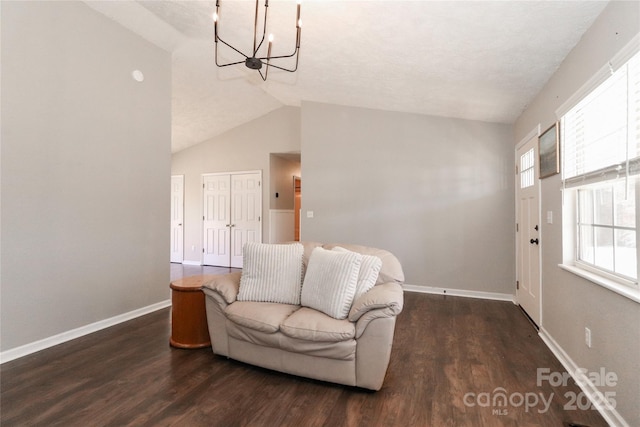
[561,50,640,286]
[563,51,640,186]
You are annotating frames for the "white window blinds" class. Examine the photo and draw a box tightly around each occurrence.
[562,51,640,188]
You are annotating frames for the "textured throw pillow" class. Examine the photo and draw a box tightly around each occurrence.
[238,242,304,305]
[301,247,362,319]
[333,246,382,302]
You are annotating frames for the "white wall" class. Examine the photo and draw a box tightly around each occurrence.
[171,106,301,262]
[301,102,514,293]
[0,2,172,351]
[514,2,640,425]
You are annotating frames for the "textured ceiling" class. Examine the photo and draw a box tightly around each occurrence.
[84,0,609,153]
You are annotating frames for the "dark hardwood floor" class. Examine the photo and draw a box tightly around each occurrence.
[1,271,607,426]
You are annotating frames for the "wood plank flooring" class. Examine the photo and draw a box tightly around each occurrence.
[1,279,607,426]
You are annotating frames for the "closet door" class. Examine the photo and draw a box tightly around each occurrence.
[202,171,262,267]
[230,173,262,268]
[203,174,232,267]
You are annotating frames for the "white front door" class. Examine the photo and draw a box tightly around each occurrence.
[203,171,262,267]
[516,133,542,326]
[170,175,184,263]
[203,174,232,267]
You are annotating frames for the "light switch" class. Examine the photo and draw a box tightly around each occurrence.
[547,211,553,224]
[306,210,314,218]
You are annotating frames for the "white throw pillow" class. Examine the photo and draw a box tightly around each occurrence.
[301,247,362,319]
[333,246,382,302]
[238,242,304,305]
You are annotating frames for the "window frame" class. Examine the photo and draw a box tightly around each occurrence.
[557,36,640,303]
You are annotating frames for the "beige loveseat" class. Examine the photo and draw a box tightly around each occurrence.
[202,242,404,391]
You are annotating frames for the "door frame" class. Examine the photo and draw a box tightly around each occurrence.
[515,125,543,326]
[201,170,263,266]
[293,175,301,241]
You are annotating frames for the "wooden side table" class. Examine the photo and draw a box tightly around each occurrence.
[169,275,218,349]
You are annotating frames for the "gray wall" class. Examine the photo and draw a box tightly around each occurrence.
[1,1,172,351]
[171,107,301,263]
[301,102,514,293]
[514,2,640,425]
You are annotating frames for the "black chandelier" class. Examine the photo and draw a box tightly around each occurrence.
[213,0,302,81]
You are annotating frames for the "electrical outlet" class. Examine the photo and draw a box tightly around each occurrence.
[191,245,196,252]
[585,327,592,348]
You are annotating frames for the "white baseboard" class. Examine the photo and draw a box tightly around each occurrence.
[0,299,171,364]
[403,284,515,303]
[181,260,202,266]
[539,327,628,427]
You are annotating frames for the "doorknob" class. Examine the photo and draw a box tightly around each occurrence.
[178,223,182,226]
[530,238,539,245]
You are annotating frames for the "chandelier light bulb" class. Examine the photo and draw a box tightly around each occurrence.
[268,34,274,42]
[213,13,218,22]
[298,19,302,28]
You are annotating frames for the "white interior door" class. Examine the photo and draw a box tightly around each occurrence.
[516,134,542,326]
[230,173,262,268]
[170,175,184,263]
[203,174,232,267]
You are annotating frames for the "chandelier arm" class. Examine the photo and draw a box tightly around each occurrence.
[257,49,299,61]
[263,59,299,73]
[253,0,269,57]
[252,0,259,54]
[216,60,247,68]
[216,37,250,60]
[215,38,249,67]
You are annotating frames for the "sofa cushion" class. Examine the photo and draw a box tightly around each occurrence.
[225,301,300,334]
[300,247,362,319]
[281,308,356,342]
[323,243,404,285]
[332,246,382,302]
[301,241,323,274]
[237,242,304,305]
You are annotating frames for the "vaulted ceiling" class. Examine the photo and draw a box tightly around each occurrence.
[85,1,609,152]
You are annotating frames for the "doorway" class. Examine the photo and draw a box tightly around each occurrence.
[515,130,542,326]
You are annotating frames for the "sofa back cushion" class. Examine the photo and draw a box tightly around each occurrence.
[332,246,382,301]
[238,242,304,305]
[301,247,362,319]
[322,243,404,285]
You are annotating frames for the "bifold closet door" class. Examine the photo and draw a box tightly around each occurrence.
[203,172,262,267]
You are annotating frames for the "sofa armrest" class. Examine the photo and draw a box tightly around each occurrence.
[202,271,242,304]
[351,283,403,339]
[349,282,404,322]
